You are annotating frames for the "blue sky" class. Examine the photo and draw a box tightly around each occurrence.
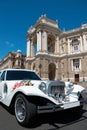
[0,0,87,60]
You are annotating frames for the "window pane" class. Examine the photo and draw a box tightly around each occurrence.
[74,45,78,51]
[6,70,41,80]
[73,59,80,70]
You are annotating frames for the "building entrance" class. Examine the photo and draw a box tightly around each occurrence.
[75,74,79,82]
[49,63,56,80]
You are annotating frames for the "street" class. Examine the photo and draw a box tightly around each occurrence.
[0,91,87,130]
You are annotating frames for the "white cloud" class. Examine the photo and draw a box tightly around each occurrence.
[5,41,14,47]
[10,43,14,47]
[5,41,10,45]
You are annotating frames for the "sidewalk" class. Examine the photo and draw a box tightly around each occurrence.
[78,81,87,89]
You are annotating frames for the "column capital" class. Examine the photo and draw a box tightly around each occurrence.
[27,37,32,42]
[43,29,48,33]
[36,29,42,33]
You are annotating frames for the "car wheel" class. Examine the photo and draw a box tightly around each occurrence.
[14,94,36,126]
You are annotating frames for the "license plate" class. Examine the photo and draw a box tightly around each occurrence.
[64,101,80,109]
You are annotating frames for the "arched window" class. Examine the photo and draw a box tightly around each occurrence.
[47,34,55,53]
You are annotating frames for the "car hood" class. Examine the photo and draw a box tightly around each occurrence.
[5,80,43,90]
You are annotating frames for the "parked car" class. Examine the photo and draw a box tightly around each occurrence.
[0,69,85,126]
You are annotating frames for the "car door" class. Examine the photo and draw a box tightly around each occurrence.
[0,71,6,99]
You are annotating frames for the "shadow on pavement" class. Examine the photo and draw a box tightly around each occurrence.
[26,106,87,129]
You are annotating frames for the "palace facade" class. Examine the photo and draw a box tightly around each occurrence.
[26,15,87,82]
[0,50,25,70]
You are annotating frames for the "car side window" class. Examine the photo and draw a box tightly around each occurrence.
[0,71,6,81]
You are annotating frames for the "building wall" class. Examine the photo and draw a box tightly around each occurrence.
[0,50,25,70]
[26,15,87,82]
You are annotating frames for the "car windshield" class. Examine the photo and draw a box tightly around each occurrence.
[6,70,41,80]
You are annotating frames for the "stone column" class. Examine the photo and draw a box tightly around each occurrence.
[79,59,81,70]
[55,35,59,54]
[55,63,58,80]
[31,39,34,57]
[68,39,71,54]
[71,60,73,71]
[25,61,28,69]
[83,34,87,51]
[80,36,83,51]
[26,40,31,57]
[37,31,42,52]
[42,31,47,52]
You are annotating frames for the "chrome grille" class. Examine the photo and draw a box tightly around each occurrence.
[51,86,65,96]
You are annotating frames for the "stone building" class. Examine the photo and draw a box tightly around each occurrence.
[26,15,87,82]
[0,50,26,70]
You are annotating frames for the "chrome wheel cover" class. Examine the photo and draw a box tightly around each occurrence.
[15,97,26,122]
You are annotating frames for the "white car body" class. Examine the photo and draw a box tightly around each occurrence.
[0,69,85,126]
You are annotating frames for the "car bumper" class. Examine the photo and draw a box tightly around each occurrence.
[37,100,83,114]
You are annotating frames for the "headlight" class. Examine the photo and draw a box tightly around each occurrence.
[68,83,73,88]
[39,82,46,93]
[68,82,74,90]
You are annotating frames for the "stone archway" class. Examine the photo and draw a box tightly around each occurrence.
[49,63,56,80]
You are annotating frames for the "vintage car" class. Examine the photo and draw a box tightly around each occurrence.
[0,69,85,126]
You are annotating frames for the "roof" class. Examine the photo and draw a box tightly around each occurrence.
[0,68,35,72]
